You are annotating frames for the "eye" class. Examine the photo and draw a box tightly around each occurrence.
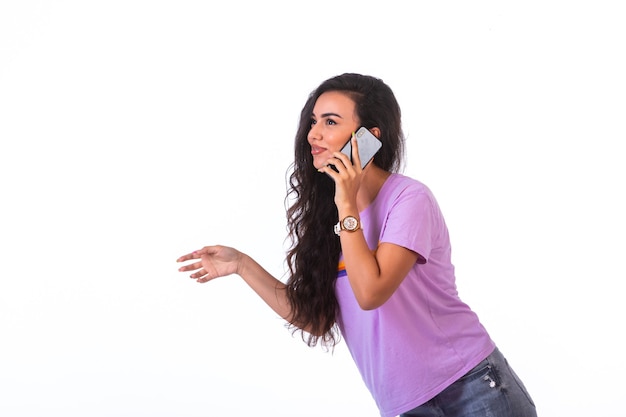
[310,118,317,127]
[325,118,337,125]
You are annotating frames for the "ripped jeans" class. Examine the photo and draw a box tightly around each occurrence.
[400,347,537,417]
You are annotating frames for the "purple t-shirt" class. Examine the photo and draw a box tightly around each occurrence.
[335,174,495,417]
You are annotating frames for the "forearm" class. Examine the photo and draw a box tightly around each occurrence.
[336,202,385,308]
[237,253,293,322]
[339,231,387,309]
[239,254,328,335]
[337,206,418,310]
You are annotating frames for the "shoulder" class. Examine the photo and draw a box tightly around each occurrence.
[379,174,445,225]
[383,173,434,202]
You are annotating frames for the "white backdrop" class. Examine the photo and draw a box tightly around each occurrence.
[1,1,625,416]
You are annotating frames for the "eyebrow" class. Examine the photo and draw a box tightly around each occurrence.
[311,112,343,119]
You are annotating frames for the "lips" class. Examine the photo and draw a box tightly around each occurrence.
[310,145,326,156]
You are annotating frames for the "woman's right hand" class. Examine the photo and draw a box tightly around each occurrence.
[177,245,243,283]
[177,245,295,328]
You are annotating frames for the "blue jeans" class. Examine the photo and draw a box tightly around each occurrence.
[400,348,537,417]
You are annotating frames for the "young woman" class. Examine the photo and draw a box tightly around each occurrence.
[177,73,537,417]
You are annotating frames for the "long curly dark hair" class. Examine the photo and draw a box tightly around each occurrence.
[285,73,405,347]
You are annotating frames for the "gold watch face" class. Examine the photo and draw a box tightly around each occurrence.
[342,216,359,231]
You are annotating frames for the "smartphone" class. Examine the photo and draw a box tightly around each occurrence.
[340,126,383,169]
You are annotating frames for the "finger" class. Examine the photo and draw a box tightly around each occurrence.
[330,151,353,173]
[176,250,203,262]
[178,260,203,272]
[195,269,218,283]
[350,132,362,171]
[177,245,219,262]
[190,268,208,279]
[318,163,339,176]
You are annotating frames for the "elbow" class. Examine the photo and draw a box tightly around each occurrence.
[354,291,389,311]
[358,301,379,311]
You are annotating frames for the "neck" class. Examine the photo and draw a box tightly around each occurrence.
[356,164,391,212]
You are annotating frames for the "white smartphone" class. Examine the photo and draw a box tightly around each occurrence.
[340,126,383,169]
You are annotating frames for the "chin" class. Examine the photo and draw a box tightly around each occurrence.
[312,157,326,170]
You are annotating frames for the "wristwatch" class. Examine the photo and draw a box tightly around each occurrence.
[334,215,361,235]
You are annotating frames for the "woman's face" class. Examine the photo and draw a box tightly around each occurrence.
[307,91,360,170]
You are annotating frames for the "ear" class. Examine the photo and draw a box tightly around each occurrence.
[370,127,381,139]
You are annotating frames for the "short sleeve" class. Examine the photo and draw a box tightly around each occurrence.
[379,185,439,263]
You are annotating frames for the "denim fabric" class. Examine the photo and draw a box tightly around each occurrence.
[400,348,537,417]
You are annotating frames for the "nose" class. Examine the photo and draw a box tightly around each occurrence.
[308,122,321,142]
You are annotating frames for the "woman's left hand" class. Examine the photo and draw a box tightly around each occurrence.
[318,133,362,210]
